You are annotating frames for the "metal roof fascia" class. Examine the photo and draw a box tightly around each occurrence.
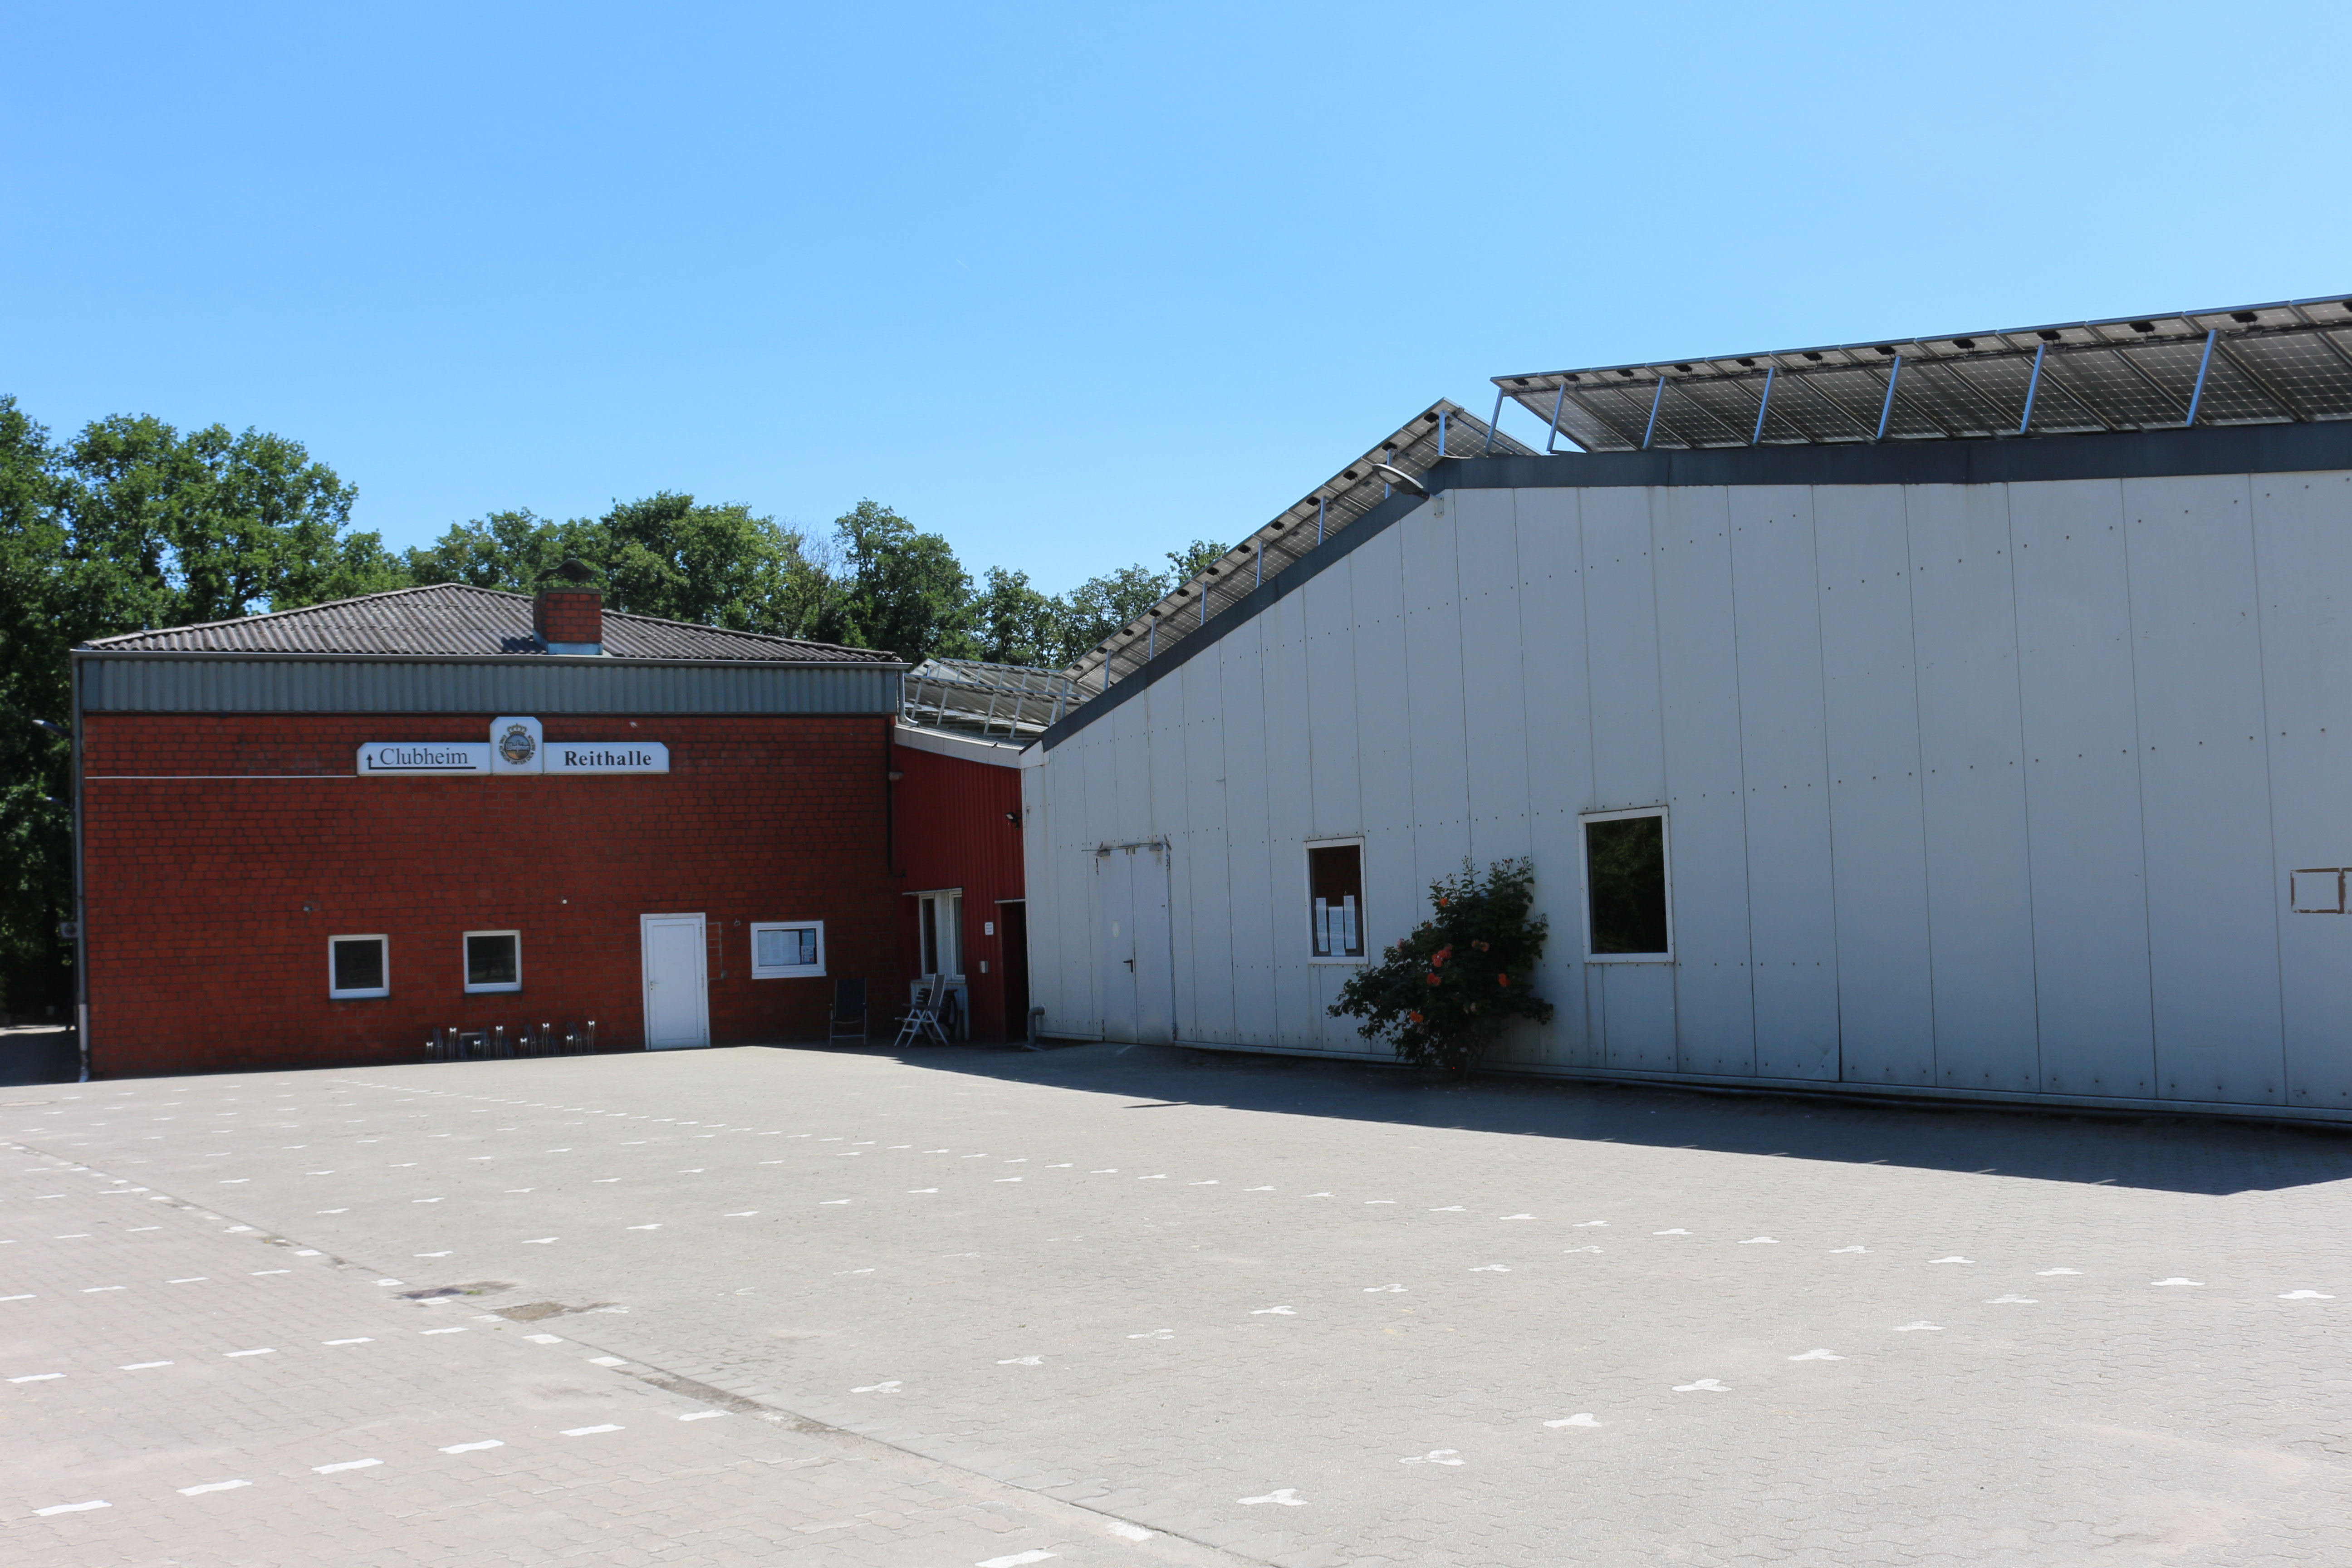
[75,652,905,715]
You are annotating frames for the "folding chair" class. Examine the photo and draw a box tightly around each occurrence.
[892,980,948,1047]
[828,979,868,1046]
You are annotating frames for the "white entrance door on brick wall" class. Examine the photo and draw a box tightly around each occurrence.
[640,913,709,1049]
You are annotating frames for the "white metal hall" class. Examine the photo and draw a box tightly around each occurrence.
[1019,299,2352,1122]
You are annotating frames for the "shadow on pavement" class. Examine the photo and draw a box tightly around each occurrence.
[0,1025,81,1089]
[772,1038,2352,1198]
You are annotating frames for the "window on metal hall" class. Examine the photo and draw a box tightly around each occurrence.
[1584,812,1669,956]
[1308,843,1365,959]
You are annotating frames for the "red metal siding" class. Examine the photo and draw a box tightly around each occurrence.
[889,737,1025,1039]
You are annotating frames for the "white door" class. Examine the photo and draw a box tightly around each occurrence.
[1097,843,1173,1045]
[1132,843,1174,1045]
[1098,850,1137,1043]
[640,913,709,1049]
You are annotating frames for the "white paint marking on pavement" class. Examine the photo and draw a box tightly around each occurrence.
[851,1380,902,1392]
[323,1338,372,1346]
[440,1440,503,1453]
[998,1355,1044,1365]
[524,1333,564,1344]
[562,1424,624,1436]
[1501,1213,1533,1220]
[1239,1489,1306,1506]
[588,1355,626,1366]
[996,1177,1023,1183]
[421,1327,467,1335]
[1892,1322,1944,1332]
[1365,1199,1395,1205]
[83,1285,125,1292]
[251,1269,290,1275]
[1469,1264,1510,1272]
[374,1279,403,1286]
[1653,1229,1690,1235]
[1789,1348,1844,1361]
[834,1268,874,1275]
[178,1480,250,1495]
[2282,1289,2335,1299]
[678,1411,724,1420]
[1429,1205,1466,1212]
[2036,1268,2082,1276]
[9,1372,64,1382]
[1986,1294,2037,1304]
[1246,1186,1274,1191]
[521,1237,559,1244]
[976,1552,1058,1568]
[1139,1174,1166,1181]
[1251,1305,1295,1315]
[1740,1237,1778,1245]
[593,1178,621,1183]
[1544,1413,1601,1427]
[1400,1449,1463,1465]
[1930,1256,1973,1264]
[415,1251,452,1258]
[1574,1220,1607,1227]
[821,1199,851,1205]
[1108,1522,1155,1541]
[1189,1180,1219,1186]
[312,1458,380,1473]
[0,1294,34,1301]
[121,1360,174,1369]
[317,1209,349,1214]
[224,1348,275,1357]
[2153,1277,2204,1287]
[1092,1170,1117,1174]
[34,1500,109,1515]
[909,1187,940,1193]
[1673,1378,1730,1392]
[1125,1329,1174,1340]
[626,1224,661,1230]
[1830,1246,1868,1253]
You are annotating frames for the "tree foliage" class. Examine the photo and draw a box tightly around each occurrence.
[1327,859,1555,1074]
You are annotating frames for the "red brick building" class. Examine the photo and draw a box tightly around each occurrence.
[69,582,908,1076]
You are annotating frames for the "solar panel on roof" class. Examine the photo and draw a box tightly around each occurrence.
[1494,297,2352,453]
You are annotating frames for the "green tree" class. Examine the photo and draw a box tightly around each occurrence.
[833,500,973,663]
[0,404,386,1015]
[0,398,75,1017]
[1053,562,1169,664]
[1163,538,1230,583]
[1328,859,1555,1074]
[970,566,1061,667]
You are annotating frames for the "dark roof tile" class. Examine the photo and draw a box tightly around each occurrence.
[78,583,899,664]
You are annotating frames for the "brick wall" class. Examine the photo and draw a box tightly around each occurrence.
[81,711,895,1076]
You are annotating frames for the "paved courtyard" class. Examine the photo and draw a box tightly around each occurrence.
[5,1042,2350,1567]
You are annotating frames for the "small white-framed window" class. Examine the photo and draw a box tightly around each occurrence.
[328,935,389,999]
[1582,807,1672,962]
[463,929,522,993]
[750,921,826,978]
[1306,838,1366,962]
[915,890,963,980]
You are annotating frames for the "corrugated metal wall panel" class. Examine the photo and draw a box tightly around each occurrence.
[79,658,899,715]
[1023,470,2352,1123]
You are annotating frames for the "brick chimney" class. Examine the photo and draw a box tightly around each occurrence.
[534,559,604,655]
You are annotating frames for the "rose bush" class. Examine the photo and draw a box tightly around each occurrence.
[1327,858,1553,1073]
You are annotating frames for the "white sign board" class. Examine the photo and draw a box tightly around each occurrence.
[358,721,667,778]
[358,742,490,776]
[546,742,669,774]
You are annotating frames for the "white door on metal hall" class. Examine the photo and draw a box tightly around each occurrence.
[640,913,709,1049]
[1098,849,1138,1043]
[1097,843,1173,1046]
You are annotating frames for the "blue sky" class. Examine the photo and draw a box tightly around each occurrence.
[6,2,2344,595]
